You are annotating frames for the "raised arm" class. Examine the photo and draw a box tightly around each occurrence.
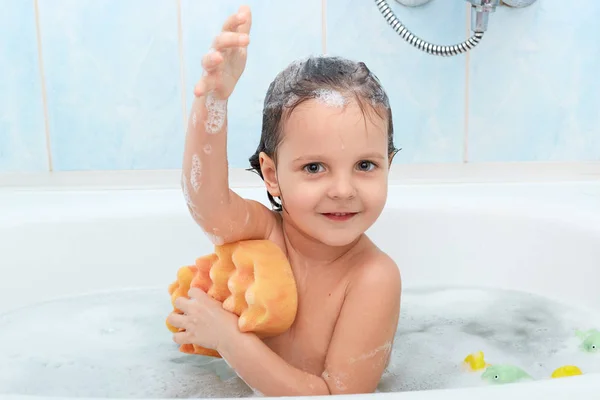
[181,6,277,245]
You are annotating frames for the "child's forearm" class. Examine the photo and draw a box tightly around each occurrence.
[217,331,330,397]
[181,94,232,232]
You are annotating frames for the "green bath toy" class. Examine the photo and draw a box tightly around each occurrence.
[576,329,600,353]
[481,365,532,385]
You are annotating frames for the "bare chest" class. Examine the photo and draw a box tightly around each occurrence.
[262,280,346,376]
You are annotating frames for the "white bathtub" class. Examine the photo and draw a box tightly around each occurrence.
[1,164,600,400]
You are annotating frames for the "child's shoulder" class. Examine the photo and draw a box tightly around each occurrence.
[347,240,401,295]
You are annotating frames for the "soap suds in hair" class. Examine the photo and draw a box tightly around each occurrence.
[190,154,202,192]
[261,56,389,112]
[314,88,347,107]
[205,93,226,134]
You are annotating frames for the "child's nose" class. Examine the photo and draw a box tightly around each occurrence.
[328,175,357,200]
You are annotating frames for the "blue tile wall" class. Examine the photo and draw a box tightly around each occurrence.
[0,1,48,172]
[37,0,183,171]
[0,0,598,172]
[468,0,600,162]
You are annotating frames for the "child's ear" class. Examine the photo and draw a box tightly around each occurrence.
[259,152,280,197]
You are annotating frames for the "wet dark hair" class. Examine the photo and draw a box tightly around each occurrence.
[248,56,399,211]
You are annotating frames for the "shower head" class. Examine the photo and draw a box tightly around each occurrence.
[466,0,501,33]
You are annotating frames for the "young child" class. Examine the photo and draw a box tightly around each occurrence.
[167,5,402,396]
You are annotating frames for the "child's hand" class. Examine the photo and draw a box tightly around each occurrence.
[194,5,252,100]
[167,288,239,351]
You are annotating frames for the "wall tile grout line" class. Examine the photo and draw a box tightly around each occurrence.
[33,0,53,172]
[176,0,188,132]
[321,0,327,54]
[463,3,471,164]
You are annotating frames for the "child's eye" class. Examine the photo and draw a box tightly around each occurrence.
[303,163,324,174]
[357,161,376,171]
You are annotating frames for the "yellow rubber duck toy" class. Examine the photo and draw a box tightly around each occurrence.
[551,365,583,378]
[463,351,490,371]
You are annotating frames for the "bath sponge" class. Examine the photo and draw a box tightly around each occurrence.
[166,240,298,357]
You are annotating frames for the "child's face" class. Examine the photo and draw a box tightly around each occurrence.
[266,96,390,247]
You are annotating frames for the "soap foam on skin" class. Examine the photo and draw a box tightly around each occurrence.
[181,172,193,211]
[204,227,225,246]
[181,172,202,222]
[349,342,392,364]
[190,154,202,192]
[321,370,348,392]
[203,144,212,154]
[333,374,348,391]
[205,93,227,134]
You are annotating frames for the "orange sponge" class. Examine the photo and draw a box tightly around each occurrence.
[166,239,298,357]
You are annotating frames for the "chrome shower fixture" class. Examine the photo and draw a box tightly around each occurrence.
[377,0,536,57]
[467,0,501,33]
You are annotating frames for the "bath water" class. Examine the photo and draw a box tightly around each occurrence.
[378,287,600,392]
[0,287,598,398]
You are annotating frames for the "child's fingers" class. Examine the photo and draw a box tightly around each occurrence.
[221,7,247,32]
[172,330,193,345]
[188,287,209,300]
[167,312,188,329]
[212,32,249,51]
[236,5,252,35]
[174,296,193,313]
[194,72,219,97]
[201,50,223,72]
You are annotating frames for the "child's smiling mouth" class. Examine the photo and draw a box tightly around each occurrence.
[321,212,359,222]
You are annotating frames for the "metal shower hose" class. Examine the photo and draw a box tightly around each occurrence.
[375,0,484,56]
